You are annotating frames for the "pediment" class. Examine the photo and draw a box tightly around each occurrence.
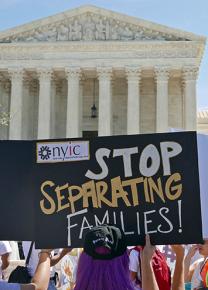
[0,5,205,43]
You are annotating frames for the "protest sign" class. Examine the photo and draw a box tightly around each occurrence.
[0,141,35,241]
[33,132,202,248]
[0,132,203,248]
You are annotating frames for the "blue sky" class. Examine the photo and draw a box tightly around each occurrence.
[0,0,207,109]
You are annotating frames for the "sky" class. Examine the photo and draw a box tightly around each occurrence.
[0,0,207,109]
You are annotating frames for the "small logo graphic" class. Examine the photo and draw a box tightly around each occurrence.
[36,141,89,163]
[38,146,52,160]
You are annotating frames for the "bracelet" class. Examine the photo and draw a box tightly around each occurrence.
[38,251,52,259]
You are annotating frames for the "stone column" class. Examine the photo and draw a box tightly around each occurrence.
[9,68,24,139]
[37,68,52,139]
[22,78,31,139]
[50,78,57,139]
[30,80,38,139]
[79,78,84,137]
[97,67,113,136]
[0,76,10,139]
[65,67,81,138]
[155,66,170,133]
[125,66,141,134]
[182,66,198,131]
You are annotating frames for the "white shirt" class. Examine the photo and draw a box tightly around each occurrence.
[0,241,12,280]
[129,249,142,290]
[191,258,205,290]
[9,242,20,261]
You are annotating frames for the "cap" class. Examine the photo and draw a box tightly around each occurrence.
[84,225,127,260]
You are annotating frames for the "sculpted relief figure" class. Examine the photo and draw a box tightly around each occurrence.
[46,26,57,41]
[120,26,133,40]
[83,16,95,41]
[111,26,119,40]
[57,23,69,41]
[109,20,119,40]
[69,20,82,41]
[24,30,37,42]
[33,28,49,41]
[95,19,108,40]
[12,34,25,42]
[134,29,145,40]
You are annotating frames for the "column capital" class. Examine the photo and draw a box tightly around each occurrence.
[3,80,10,94]
[97,67,113,81]
[8,67,24,81]
[0,73,6,83]
[182,66,198,81]
[30,80,38,94]
[154,66,170,82]
[65,67,81,80]
[125,66,142,82]
[37,67,52,81]
[55,79,63,95]
[23,75,32,87]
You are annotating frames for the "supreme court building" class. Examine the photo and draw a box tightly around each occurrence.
[0,5,206,140]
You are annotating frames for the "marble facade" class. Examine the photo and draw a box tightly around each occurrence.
[0,5,206,139]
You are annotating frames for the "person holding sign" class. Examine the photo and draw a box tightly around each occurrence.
[185,239,208,290]
[129,244,171,290]
[141,239,185,290]
[0,250,52,290]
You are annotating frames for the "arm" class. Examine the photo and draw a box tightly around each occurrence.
[21,251,52,290]
[140,235,159,290]
[171,245,185,290]
[184,245,198,282]
[50,248,72,267]
[129,271,137,281]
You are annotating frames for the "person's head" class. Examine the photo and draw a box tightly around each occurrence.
[74,225,134,290]
[198,239,208,257]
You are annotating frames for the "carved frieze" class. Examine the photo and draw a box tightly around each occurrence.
[0,13,189,43]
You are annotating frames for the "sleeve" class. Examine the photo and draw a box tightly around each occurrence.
[0,281,20,290]
[0,241,12,255]
[129,250,139,273]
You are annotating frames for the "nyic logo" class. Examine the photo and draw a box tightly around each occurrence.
[36,141,89,163]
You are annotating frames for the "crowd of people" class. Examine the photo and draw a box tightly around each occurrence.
[0,226,208,290]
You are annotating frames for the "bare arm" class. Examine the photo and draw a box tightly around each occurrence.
[50,248,72,267]
[129,271,137,282]
[184,245,198,282]
[141,235,159,290]
[21,251,51,290]
[171,245,185,290]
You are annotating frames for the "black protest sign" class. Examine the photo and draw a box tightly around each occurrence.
[33,132,203,248]
[0,141,35,241]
